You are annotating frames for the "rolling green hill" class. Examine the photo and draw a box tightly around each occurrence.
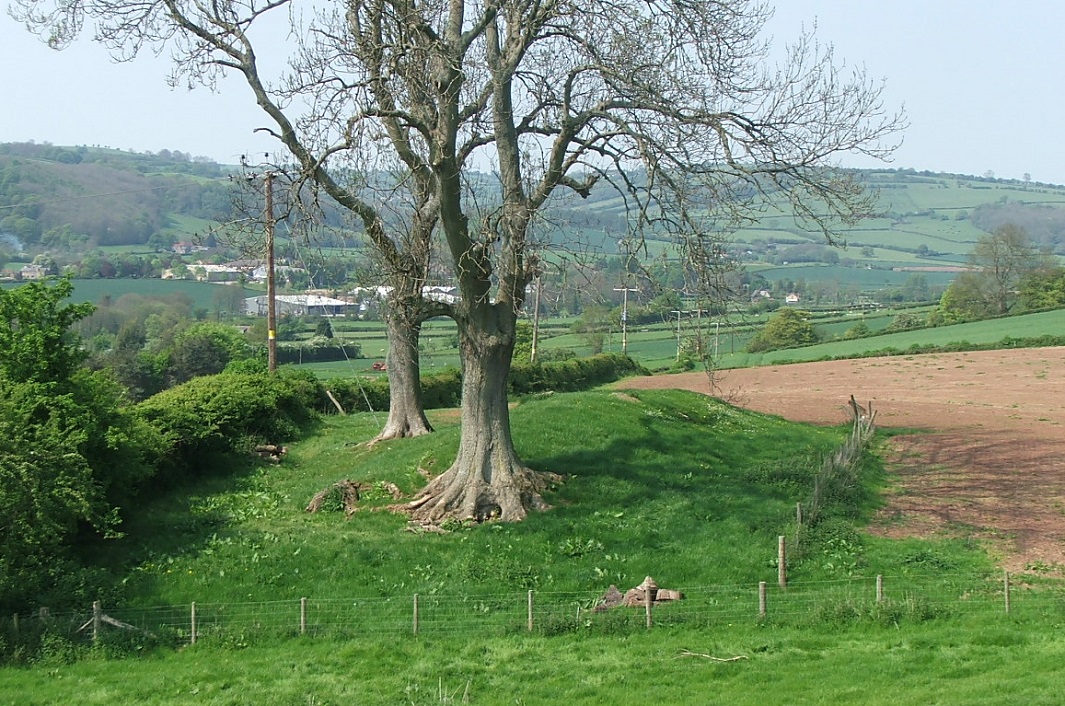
[3,141,1064,298]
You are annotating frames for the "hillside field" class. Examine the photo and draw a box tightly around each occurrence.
[621,347,1065,573]
[3,346,1065,703]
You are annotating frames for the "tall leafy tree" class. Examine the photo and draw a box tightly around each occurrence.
[0,279,161,609]
[970,223,1039,315]
[0,277,93,384]
[747,308,820,352]
[939,224,1041,320]
[18,1,901,522]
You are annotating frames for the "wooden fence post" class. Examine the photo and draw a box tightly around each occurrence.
[92,601,102,646]
[644,586,653,629]
[527,590,534,632]
[300,597,307,635]
[413,594,420,635]
[190,602,197,645]
[778,536,787,589]
[876,575,884,604]
[1004,571,1011,614]
[759,582,767,618]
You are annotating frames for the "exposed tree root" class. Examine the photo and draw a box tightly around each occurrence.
[366,421,433,448]
[401,465,564,525]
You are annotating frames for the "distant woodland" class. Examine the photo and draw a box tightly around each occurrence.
[3,141,1065,263]
[0,142,231,248]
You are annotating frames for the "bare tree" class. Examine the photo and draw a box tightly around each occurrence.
[961,223,1040,316]
[16,0,902,522]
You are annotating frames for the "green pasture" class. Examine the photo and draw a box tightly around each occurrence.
[157,214,216,239]
[5,386,1065,704]
[289,306,1064,379]
[871,177,1065,213]
[8,620,1065,706]
[746,263,960,288]
[725,308,1065,368]
[60,278,258,310]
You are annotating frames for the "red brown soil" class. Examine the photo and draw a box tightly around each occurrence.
[618,347,1065,573]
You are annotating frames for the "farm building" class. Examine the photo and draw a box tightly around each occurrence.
[243,294,355,317]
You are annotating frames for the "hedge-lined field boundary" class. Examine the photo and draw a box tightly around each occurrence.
[326,353,647,414]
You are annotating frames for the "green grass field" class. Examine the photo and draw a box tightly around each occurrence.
[7,620,1065,705]
[728,308,1065,367]
[284,306,1065,379]
[5,386,1065,704]
[63,279,259,310]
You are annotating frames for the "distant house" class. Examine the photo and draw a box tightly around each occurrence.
[243,294,355,317]
[191,263,243,282]
[19,264,48,280]
[785,293,801,305]
[172,241,209,255]
[750,289,773,301]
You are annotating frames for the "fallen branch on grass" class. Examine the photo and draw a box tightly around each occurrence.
[676,650,748,662]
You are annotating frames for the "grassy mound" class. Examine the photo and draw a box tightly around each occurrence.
[110,389,867,607]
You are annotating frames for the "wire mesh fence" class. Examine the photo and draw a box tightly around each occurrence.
[7,571,1065,653]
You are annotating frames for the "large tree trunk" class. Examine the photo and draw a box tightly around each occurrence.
[407,307,557,523]
[374,303,433,441]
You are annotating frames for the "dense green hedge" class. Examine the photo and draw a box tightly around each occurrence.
[277,338,362,364]
[509,353,646,394]
[326,353,647,413]
[134,369,324,480]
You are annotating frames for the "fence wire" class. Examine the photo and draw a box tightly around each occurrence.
[8,573,1065,651]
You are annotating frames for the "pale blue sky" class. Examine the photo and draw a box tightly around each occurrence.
[2,1,1061,183]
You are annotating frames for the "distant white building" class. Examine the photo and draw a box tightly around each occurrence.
[349,284,460,305]
[785,292,801,305]
[250,263,307,282]
[243,294,355,317]
[19,264,48,280]
[422,285,459,304]
[191,263,243,282]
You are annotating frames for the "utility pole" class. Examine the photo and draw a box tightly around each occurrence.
[531,275,542,363]
[671,309,683,361]
[265,170,277,372]
[613,286,638,354]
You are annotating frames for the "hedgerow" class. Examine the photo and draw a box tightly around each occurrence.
[133,369,324,480]
[326,353,645,413]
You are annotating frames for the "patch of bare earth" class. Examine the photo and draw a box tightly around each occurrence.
[618,348,1065,573]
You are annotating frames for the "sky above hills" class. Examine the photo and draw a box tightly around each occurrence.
[2,1,1061,184]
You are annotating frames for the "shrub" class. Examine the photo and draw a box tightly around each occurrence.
[277,337,362,364]
[167,321,256,383]
[134,369,323,479]
[747,309,820,352]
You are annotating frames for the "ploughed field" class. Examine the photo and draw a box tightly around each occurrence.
[618,347,1065,573]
